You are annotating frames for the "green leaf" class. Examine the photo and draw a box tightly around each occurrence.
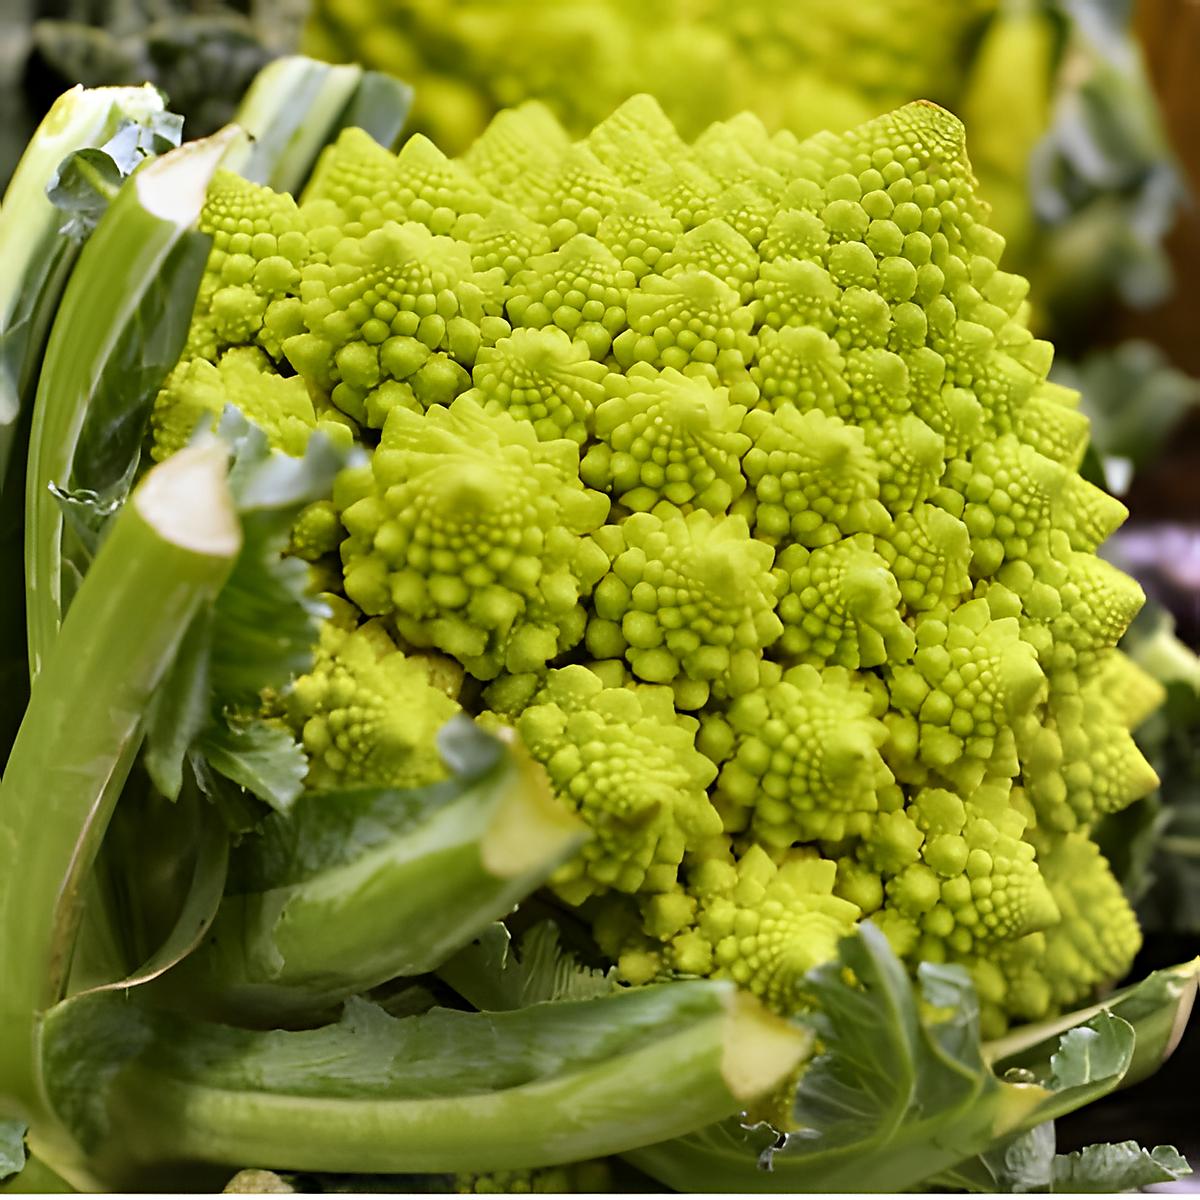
[195,717,307,814]
[1050,1142,1191,1192]
[46,109,185,240]
[153,728,587,1024]
[624,927,1196,1193]
[982,1123,1057,1193]
[142,410,352,806]
[1012,1012,1134,1126]
[986,957,1200,1089]
[438,921,614,1012]
[143,610,213,801]
[924,1123,1058,1193]
[0,1122,24,1182]
[764,926,1008,1189]
[210,410,351,707]
[71,776,231,999]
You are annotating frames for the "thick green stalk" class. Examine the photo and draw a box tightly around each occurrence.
[0,445,240,1130]
[224,56,412,194]
[158,736,586,1024]
[44,983,807,1183]
[0,83,166,488]
[24,124,236,679]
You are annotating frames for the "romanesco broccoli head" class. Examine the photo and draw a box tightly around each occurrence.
[155,94,1153,1032]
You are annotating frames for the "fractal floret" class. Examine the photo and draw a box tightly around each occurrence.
[152,94,1158,1036]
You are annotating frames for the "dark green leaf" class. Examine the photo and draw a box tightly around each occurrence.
[196,716,306,814]
[45,148,123,237]
[45,109,184,241]
[224,771,491,894]
[0,1122,24,1183]
[439,921,614,1012]
[1051,1141,1191,1192]
[75,778,230,996]
[144,610,213,801]
[209,410,352,707]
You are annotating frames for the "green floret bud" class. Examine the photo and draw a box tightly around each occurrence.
[753,258,839,333]
[774,535,916,669]
[658,218,760,301]
[881,787,1059,955]
[188,169,308,361]
[760,209,830,263]
[639,158,721,230]
[613,270,756,395]
[1020,685,1159,833]
[289,500,343,562]
[693,113,784,198]
[467,202,552,279]
[456,1159,613,1193]
[581,367,750,514]
[896,599,1045,792]
[596,191,684,280]
[508,665,720,903]
[1016,380,1091,470]
[585,94,689,188]
[284,617,462,790]
[304,126,409,228]
[707,664,894,845]
[865,413,945,514]
[1095,650,1167,731]
[150,347,350,462]
[997,536,1146,679]
[460,101,570,206]
[684,847,859,1013]
[506,234,631,359]
[388,132,495,237]
[996,833,1142,1023]
[339,397,609,680]
[285,220,505,424]
[712,182,776,250]
[528,144,625,246]
[593,844,861,1016]
[875,503,972,613]
[467,327,608,445]
[587,510,782,708]
[750,325,846,413]
[736,406,889,546]
[960,435,1070,572]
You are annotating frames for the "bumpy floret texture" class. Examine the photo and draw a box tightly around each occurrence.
[283,602,463,790]
[156,96,1153,1032]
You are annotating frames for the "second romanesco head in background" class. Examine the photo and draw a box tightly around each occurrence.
[302,0,1182,330]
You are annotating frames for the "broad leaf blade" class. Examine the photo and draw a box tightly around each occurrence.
[0,1122,24,1182]
[438,921,614,1012]
[196,717,307,814]
[1051,1141,1191,1192]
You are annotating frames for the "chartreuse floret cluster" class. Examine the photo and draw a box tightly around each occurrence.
[154,94,1157,1035]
